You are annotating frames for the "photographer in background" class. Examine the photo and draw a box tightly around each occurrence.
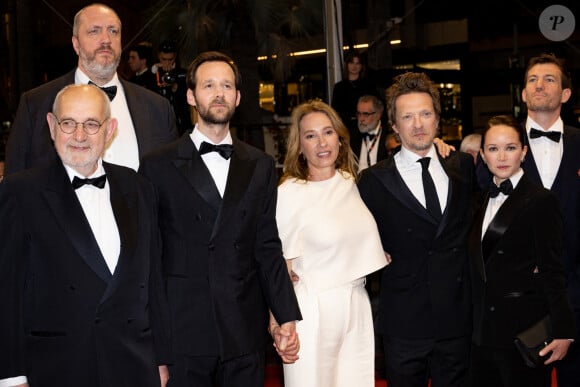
[152,40,192,135]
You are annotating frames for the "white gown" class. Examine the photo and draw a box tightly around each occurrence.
[276,170,387,387]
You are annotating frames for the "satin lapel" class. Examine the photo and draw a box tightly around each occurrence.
[550,127,578,201]
[100,164,139,303]
[43,163,112,283]
[211,142,256,239]
[481,176,534,262]
[522,135,542,185]
[436,152,462,237]
[373,157,435,224]
[173,136,222,212]
[471,203,487,282]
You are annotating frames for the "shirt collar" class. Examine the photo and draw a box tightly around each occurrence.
[190,124,233,149]
[493,168,524,191]
[398,143,438,167]
[75,68,120,88]
[525,117,564,134]
[64,159,105,181]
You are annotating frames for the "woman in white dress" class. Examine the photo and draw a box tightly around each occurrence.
[269,100,387,387]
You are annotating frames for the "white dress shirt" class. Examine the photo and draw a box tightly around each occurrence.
[75,69,140,171]
[394,145,449,214]
[65,161,121,274]
[191,126,233,197]
[525,117,563,189]
[357,122,382,172]
[481,169,523,238]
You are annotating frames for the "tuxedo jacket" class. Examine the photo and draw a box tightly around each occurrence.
[476,125,580,310]
[5,69,178,175]
[468,174,576,347]
[139,133,301,360]
[350,124,389,166]
[0,161,171,387]
[358,150,478,340]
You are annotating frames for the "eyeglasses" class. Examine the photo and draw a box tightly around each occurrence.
[356,111,376,118]
[56,118,108,135]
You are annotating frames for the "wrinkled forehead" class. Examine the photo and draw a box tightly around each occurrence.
[78,6,121,30]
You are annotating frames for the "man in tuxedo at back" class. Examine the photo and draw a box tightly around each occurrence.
[477,52,580,387]
[0,84,171,387]
[358,72,477,387]
[353,94,389,173]
[139,51,301,387]
[5,3,177,175]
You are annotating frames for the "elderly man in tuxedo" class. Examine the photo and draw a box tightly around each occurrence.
[5,3,177,175]
[0,84,171,387]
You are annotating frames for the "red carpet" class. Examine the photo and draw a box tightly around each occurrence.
[264,365,558,387]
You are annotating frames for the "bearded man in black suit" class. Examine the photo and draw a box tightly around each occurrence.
[5,3,177,175]
[139,51,301,387]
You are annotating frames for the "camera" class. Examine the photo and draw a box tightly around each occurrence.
[160,71,185,86]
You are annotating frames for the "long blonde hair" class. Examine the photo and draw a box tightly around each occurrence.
[280,100,358,184]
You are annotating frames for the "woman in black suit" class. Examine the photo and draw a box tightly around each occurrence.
[467,115,576,387]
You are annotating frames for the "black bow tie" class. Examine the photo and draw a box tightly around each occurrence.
[489,179,513,198]
[362,132,377,141]
[198,141,234,160]
[529,128,561,142]
[88,81,117,101]
[72,175,107,189]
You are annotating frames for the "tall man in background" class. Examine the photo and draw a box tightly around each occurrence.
[5,3,177,175]
[482,53,579,387]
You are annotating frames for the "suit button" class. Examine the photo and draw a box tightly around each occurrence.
[489,306,495,312]
[196,214,202,221]
[497,250,504,255]
[208,244,215,251]
[95,317,101,324]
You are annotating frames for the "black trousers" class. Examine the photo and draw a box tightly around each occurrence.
[468,344,552,387]
[167,351,265,387]
[383,335,471,387]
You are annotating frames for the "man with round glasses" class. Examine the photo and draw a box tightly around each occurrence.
[353,94,390,173]
[0,84,172,387]
[5,3,178,176]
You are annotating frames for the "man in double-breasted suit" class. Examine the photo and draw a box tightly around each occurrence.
[5,3,177,175]
[358,72,478,387]
[0,84,171,387]
[139,51,301,387]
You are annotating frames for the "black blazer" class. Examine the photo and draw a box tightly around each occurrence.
[139,133,301,360]
[476,125,580,310]
[468,174,576,347]
[0,161,171,387]
[358,150,478,340]
[5,69,178,175]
